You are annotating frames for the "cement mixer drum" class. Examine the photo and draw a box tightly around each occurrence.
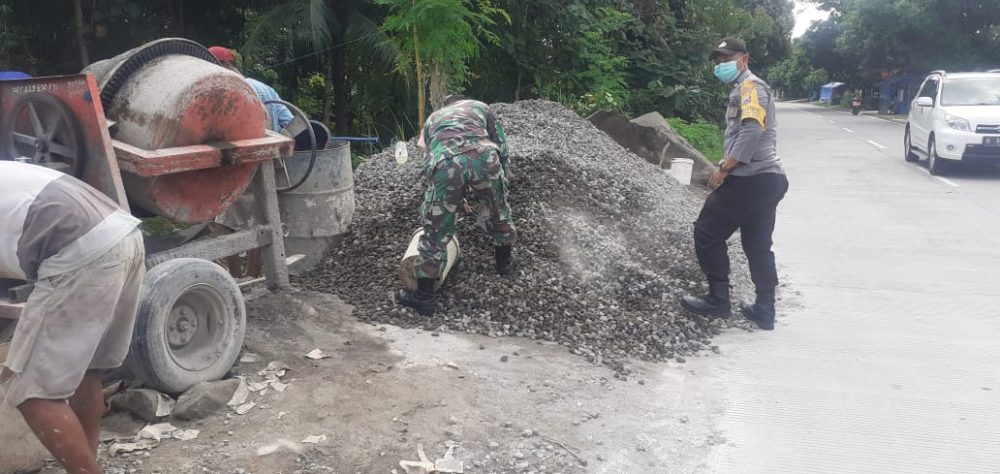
[86,39,269,223]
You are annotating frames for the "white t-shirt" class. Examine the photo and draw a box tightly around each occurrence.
[0,162,140,280]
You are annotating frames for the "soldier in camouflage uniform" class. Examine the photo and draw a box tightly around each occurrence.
[397,95,518,316]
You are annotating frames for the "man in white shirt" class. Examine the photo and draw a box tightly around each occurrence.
[0,161,145,474]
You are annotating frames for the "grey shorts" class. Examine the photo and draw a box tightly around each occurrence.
[1,230,145,407]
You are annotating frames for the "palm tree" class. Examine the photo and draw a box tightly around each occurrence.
[246,0,396,135]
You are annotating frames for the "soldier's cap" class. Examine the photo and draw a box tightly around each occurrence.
[709,38,748,61]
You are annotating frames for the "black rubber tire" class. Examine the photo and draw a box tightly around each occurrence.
[904,126,919,163]
[125,258,246,394]
[927,136,948,176]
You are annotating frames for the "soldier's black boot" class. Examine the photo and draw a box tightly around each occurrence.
[680,280,731,318]
[495,245,517,276]
[396,278,436,316]
[741,290,776,330]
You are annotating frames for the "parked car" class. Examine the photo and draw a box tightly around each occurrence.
[904,70,1000,175]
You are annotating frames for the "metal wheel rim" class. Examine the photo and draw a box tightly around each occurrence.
[165,284,232,371]
[3,93,83,176]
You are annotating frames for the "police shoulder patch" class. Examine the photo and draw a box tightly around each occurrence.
[739,81,767,127]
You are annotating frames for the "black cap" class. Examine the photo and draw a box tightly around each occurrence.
[709,37,748,60]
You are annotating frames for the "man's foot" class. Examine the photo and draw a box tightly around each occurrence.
[741,290,776,330]
[494,245,517,276]
[396,278,436,316]
[680,280,731,318]
[741,303,775,330]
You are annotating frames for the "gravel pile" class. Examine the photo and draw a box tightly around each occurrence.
[299,100,747,370]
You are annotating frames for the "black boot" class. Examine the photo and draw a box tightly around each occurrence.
[680,280,731,318]
[494,245,517,276]
[396,278,436,316]
[741,290,776,330]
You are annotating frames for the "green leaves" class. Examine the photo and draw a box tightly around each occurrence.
[828,0,1000,75]
[767,43,828,98]
[667,117,725,163]
[378,0,505,71]
[377,0,509,119]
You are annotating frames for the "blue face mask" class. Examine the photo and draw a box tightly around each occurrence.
[714,60,740,83]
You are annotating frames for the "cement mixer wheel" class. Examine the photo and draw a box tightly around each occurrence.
[3,93,84,177]
[125,258,246,394]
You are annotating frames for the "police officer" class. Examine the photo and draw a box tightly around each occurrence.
[680,38,789,330]
[397,95,518,316]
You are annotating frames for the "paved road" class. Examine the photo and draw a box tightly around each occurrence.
[701,103,1000,473]
[816,108,1000,217]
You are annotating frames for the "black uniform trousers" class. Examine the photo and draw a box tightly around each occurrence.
[694,172,789,292]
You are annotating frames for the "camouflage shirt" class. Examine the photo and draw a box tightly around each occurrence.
[421,100,509,174]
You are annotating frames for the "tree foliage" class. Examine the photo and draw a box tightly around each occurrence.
[376,0,508,123]
[837,0,1000,72]
[767,42,829,98]
[788,0,1000,96]
[0,0,794,136]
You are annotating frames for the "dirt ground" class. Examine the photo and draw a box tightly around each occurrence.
[16,286,744,474]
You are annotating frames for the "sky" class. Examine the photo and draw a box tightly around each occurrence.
[792,1,831,38]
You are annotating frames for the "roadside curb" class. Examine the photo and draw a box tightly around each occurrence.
[869,114,907,125]
[792,103,907,125]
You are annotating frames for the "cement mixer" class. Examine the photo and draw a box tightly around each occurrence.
[0,39,295,397]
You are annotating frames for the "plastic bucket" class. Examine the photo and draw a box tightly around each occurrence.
[399,228,460,291]
[670,158,694,185]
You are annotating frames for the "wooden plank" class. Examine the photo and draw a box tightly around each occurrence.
[145,226,273,268]
[0,299,23,320]
[113,132,294,178]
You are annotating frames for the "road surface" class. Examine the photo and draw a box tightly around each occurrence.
[701,103,1000,473]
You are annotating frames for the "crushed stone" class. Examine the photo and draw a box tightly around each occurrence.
[298,100,750,373]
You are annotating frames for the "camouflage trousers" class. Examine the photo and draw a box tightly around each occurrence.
[413,149,517,279]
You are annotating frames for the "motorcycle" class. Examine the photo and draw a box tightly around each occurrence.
[851,97,862,115]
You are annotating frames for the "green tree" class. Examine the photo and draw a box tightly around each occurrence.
[737,0,795,74]
[557,5,633,115]
[0,2,34,70]
[467,0,789,122]
[828,0,1000,73]
[376,0,508,125]
[245,0,396,134]
[768,42,828,98]
[797,18,855,82]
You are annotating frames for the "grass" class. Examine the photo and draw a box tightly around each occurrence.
[667,118,725,164]
[812,100,851,110]
[352,152,369,169]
